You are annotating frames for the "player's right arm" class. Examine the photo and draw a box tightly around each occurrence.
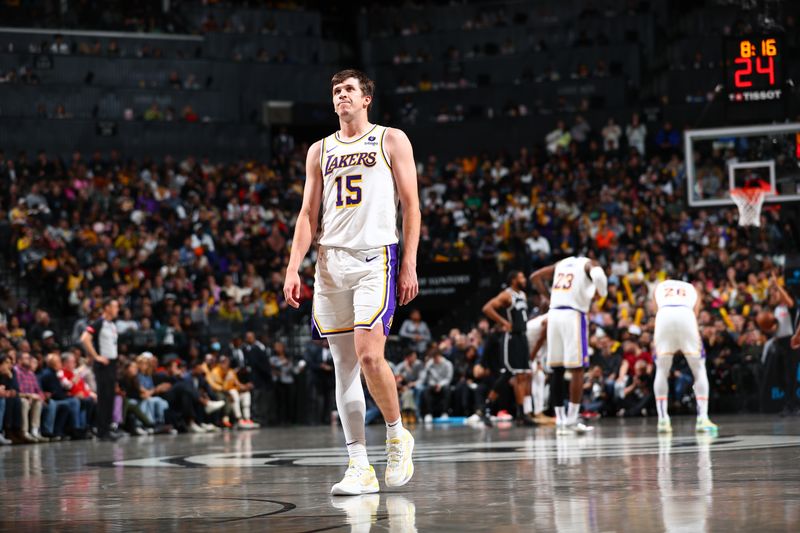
[482,290,513,332]
[529,264,555,303]
[530,319,547,360]
[284,140,323,308]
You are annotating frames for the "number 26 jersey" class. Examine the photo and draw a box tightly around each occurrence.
[549,256,596,313]
[317,124,399,251]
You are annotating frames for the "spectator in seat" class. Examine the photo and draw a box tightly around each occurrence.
[525,229,551,268]
[135,353,170,428]
[38,352,83,438]
[620,359,654,417]
[394,349,425,423]
[582,365,608,416]
[655,121,680,155]
[61,351,96,432]
[209,355,258,429]
[626,113,647,156]
[399,309,432,354]
[119,361,156,435]
[158,356,224,433]
[12,350,45,442]
[0,353,21,444]
[421,347,454,422]
[601,118,622,153]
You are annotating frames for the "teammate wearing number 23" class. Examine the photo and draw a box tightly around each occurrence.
[283,69,420,496]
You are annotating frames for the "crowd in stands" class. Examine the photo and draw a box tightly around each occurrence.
[1,108,799,443]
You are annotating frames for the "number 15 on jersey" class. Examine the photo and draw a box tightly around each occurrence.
[335,174,362,208]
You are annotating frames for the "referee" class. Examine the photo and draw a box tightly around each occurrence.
[80,298,120,441]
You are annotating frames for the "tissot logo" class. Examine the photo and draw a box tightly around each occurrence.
[103,435,800,468]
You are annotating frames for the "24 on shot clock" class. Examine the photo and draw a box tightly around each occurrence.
[724,36,783,103]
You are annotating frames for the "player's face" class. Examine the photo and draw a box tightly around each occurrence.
[515,272,527,289]
[332,77,371,118]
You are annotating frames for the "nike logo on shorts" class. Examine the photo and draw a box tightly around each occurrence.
[365,256,378,262]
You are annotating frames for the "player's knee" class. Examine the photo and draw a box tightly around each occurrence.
[357,351,384,373]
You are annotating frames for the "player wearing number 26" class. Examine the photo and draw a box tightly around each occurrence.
[283,69,420,495]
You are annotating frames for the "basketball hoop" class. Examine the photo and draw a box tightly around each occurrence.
[730,184,771,227]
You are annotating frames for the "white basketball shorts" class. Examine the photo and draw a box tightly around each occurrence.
[546,306,589,369]
[311,244,398,338]
[654,306,704,358]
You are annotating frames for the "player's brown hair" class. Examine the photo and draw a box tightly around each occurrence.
[330,69,375,112]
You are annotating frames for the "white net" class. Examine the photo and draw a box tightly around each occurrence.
[730,188,769,227]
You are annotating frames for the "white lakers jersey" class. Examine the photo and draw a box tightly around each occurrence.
[655,280,697,309]
[318,124,399,250]
[549,256,596,313]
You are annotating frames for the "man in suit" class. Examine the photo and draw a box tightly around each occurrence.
[242,331,273,425]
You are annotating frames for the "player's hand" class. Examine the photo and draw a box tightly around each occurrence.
[95,355,109,365]
[283,270,302,308]
[398,261,419,306]
[501,321,512,332]
[791,333,800,350]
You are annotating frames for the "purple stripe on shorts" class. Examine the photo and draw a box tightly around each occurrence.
[581,312,589,367]
[310,314,323,340]
[380,243,399,335]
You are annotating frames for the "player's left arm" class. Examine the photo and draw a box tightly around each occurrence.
[585,260,608,298]
[386,127,420,306]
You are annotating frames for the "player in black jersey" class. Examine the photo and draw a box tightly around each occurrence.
[480,271,535,427]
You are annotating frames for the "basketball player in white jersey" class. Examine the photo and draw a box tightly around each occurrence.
[530,256,608,434]
[653,279,718,434]
[526,313,556,425]
[283,69,419,495]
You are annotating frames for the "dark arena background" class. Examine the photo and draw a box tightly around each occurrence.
[1,0,800,531]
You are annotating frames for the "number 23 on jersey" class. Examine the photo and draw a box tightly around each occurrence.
[554,273,574,290]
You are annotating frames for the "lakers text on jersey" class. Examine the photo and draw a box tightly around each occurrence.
[318,124,399,250]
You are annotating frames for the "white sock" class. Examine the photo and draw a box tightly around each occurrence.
[347,442,369,468]
[522,396,533,415]
[555,406,566,425]
[654,355,673,421]
[687,356,710,419]
[567,402,581,424]
[656,398,669,421]
[386,417,404,439]
[532,371,546,415]
[329,335,369,465]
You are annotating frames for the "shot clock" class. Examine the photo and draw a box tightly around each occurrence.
[725,36,783,103]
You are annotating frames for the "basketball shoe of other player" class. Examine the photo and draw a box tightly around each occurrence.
[385,427,415,487]
[331,461,380,496]
[566,421,594,434]
[657,419,673,434]
[695,417,718,435]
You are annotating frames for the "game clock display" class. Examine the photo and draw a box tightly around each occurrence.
[725,36,783,103]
